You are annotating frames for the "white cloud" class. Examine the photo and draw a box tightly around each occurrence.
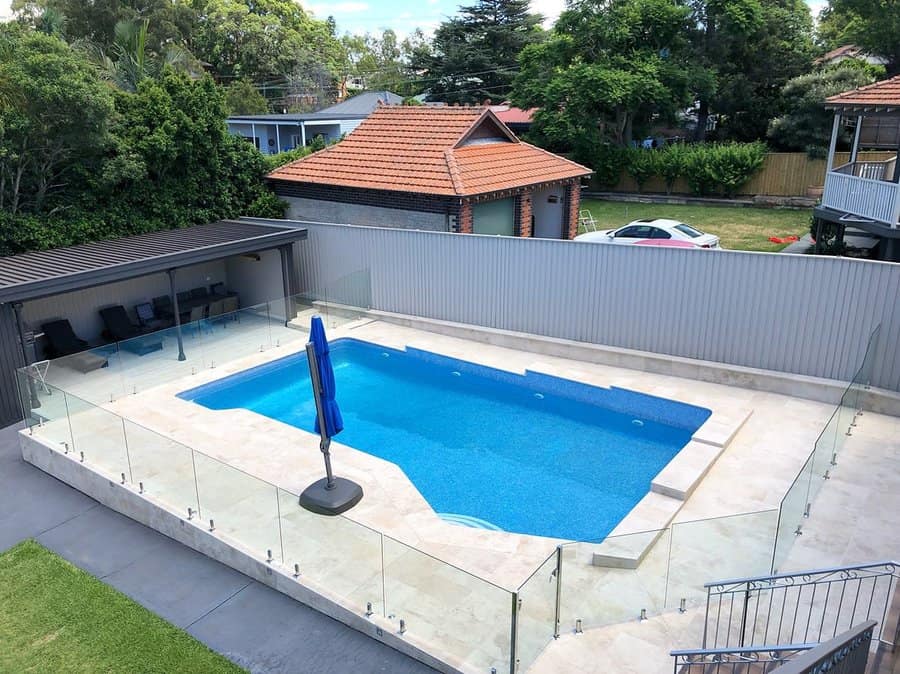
[531,0,566,26]
[0,0,12,20]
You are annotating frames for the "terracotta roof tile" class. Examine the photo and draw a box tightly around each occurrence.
[267,105,591,197]
[825,75,900,109]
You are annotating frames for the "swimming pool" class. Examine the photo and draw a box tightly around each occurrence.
[178,339,711,541]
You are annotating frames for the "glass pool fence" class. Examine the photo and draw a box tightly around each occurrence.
[771,323,881,572]
[19,269,373,409]
[16,376,531,674]
[13,283,884,672]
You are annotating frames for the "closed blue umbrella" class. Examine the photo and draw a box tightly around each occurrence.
[299,316,362,515]
[310,316,343,438]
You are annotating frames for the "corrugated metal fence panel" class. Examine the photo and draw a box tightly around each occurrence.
[0,303,25,426]
[296,223,900,391]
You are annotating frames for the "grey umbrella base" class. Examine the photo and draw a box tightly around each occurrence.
[299,477,364,516]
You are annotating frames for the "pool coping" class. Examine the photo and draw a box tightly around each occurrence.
[588,409,752,569]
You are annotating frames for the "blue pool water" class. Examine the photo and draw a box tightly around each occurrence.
[178,339,710,541]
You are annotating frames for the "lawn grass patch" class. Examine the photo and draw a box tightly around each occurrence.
[0,540,243,673]
[579,199,811,252]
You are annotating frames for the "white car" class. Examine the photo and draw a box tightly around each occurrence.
[575,218,721,249]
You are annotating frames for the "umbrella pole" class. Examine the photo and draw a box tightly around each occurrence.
[298,328,363,516]
[307,342,336,490]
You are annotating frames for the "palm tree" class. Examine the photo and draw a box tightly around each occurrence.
[84,19,199,92]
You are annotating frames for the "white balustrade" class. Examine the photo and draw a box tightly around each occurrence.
[823,172,900,226]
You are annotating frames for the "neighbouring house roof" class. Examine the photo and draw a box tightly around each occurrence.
[228,91,403,124]
[825,75,900,112]
[816,44,888,66]
[267,106,591,198]
[318,91,404,115]
[490,103,536,125]
[0,220,307,303]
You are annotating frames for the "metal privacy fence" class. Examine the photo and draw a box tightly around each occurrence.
[291,221,900,393]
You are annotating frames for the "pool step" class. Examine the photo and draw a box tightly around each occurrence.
[650,441,726,501]
[591,492,683,569]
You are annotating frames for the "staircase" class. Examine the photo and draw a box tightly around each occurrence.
[671,562,900,674]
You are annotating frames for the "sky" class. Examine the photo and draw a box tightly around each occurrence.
[0,0,829,35]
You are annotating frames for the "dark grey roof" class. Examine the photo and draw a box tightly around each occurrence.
[0,219,307,303]
[227,91,403,123]
[317,91,403,116]
[228,112,366,123]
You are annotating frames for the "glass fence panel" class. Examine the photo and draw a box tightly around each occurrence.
[277,490,384,615]
[808,409,840,509]
[113,325,199,396]
[18,376,73,449]
[667,510,779,610]
[39,347,125,406]
[772,450,815,573]
[123,420,199,516]
[196,302,277,370]
[382,534,513,674]
[559,528,672,631]
[193,451,281,561]
[515,549,560,673]
[65,392,130,479]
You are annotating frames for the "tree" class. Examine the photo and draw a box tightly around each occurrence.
[768,63,879,156]
[412,0,544,104]
[83,18,199,92]
[512,0,696,156]
[183,0,344,107]
[817,0,900,75]
[0,28,114,215]
[225,78,269,115]
[687,0,816,142]
[339,29,423,97]
[12,0,193,55]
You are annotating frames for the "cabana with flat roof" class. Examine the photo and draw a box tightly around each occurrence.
[0,219,307,426]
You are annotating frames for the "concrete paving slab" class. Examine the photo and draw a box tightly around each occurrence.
[0,425,96,552]
[102,538,255,629]
[36,505,171,579]
[189,581,434,674]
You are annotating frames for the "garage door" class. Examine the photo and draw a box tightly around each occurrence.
[472,198,515,236]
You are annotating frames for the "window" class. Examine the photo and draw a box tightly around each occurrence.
[614,226,641,238]
[674,223,703,238]
[650,228,671,239]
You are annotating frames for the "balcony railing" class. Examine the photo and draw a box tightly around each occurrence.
[822,160,900,226]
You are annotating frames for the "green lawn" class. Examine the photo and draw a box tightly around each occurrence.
[579,199,811,252]
[0,540,243,673]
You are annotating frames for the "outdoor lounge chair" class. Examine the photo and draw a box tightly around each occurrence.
[40,320,108,372]
[135,302,172,331]
[152,295,174,320]
[98,306,163,356]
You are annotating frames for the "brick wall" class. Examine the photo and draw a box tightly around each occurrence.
[458,200,473,234]
[517,191,533,238]
[566,182,581,239]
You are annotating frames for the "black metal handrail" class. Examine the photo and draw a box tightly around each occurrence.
[701,561,898,651]
[769,620,876,674]
[671,644,815,673]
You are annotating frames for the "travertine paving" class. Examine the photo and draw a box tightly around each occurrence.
[24,318,877,673]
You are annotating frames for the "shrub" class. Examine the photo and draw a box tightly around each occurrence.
[712,142,767,197]
[656,143,689,195]
[589,144,629,189]
[682,142,766,197]
[624,148,658,193]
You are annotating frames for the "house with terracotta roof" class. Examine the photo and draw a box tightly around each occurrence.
[267,105,592,239]
[816,74,900,260]
[490,102,536,135]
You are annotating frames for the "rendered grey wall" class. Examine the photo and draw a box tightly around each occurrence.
[293,221,900,392]
[284,197,449,232]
